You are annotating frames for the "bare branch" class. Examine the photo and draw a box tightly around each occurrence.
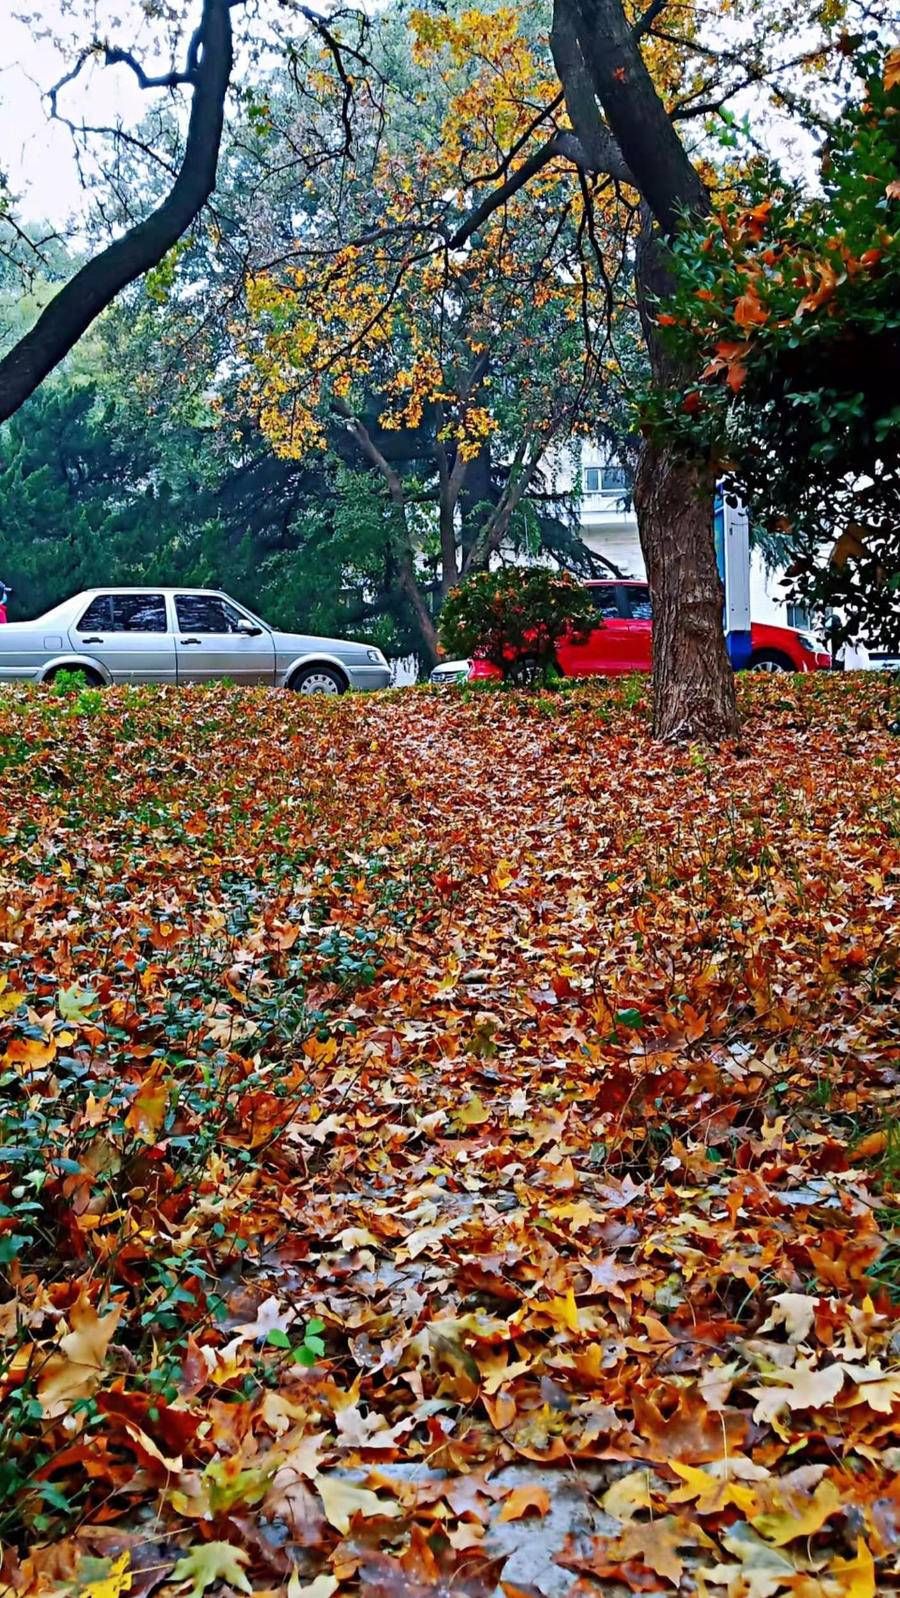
[632,0,669,40]
[0,0,237,421]
[102,47,195,92]
[468,92,565,185]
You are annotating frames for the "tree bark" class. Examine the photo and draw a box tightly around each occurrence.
[634,223,739,740]
[0,0,234,423]
[556,0,740,739]
[635,440,738,740]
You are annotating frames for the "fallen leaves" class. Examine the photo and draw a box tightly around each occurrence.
[170,1542,252,1598]
[563,1514,711,1586]
[748,1357,846,1427]
[497,1484,550,1521]
[0,677,897,1596]
[34,1292,122,1417]
[314,1474,402,1534]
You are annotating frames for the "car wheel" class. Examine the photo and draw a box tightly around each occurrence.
[504,654,543,688]
[44,665,103,688]
[289,665,347,695]
[748,650,795,673]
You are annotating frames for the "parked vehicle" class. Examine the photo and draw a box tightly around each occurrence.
[0,588,391,693]
[862,649,900,672]
[430,659,472,685]
[458,579,831,682]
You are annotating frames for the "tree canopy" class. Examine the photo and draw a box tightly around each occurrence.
[641,43,900,652]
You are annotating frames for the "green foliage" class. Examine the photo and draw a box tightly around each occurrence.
[0,384,173,620]
[439,567,596,682]
[266,1316,326,1366]
[641,42,900,651]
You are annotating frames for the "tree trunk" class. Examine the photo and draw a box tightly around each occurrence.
[435,427,460,600]
[634,224,739,741]
[550,0,741,740]
[635,440,738,740]
[399,559,440,665]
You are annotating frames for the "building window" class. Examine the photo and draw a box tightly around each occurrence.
[787,602,810,630]
[583,465,629,495]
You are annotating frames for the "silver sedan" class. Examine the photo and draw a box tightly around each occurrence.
[0,588,392,693]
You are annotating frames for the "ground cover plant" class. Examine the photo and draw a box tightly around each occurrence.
[0,674,898,1597]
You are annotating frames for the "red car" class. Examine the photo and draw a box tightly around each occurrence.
[468,579,831,681]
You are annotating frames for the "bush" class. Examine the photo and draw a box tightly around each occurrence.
[439,568,596,684]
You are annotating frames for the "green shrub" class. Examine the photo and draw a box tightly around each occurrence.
[439,567,596,685]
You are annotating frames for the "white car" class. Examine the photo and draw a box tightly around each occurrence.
[0,587,391,693]
[430,658,471,685]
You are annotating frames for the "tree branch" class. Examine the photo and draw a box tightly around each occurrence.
[102,47,196,91]
[447,137,561,250]
[631,0,669,41]
[563,0,708,234]
[335,404,439,658]
[550,0,632,180]
[0,0,237,422]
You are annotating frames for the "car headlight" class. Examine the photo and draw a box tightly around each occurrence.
[796,632,819,655]
[366,648,386,664]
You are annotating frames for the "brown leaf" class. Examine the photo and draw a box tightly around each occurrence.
[497,1485,551,1522]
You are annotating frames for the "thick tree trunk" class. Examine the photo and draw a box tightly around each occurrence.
[634,224,739,741]
[635,441,738,740]
[550,0,741,740]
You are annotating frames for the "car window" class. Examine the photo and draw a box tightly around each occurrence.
[624,586,653,621]
[175,595,244,633]
[590,585,620,619]
[77,596,113,631]
[110,594,167,633]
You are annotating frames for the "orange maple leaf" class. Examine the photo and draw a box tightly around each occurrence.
[734,289,769,328]
[498,1485,551,1522]
[797,260,839,315]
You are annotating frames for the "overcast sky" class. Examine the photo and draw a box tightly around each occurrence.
[1,7,163,225]
[2,0,824,237]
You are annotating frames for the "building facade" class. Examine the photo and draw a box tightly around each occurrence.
[575,446,811,631]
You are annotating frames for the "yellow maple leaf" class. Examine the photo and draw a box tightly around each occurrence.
[36,1291,122,1417]
[829,1539,876,1598]
[669,1461,759,1517]
[314,1474,401,1534]
[602,1468,653,1522]
[456,1093,490,1126]
[75,1552,132,1598]
[0,976,25,1016]
[532,1288,580,1333]
[751,1476,840,1546]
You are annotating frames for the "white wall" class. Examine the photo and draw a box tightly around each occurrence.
[580,508,802,630]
